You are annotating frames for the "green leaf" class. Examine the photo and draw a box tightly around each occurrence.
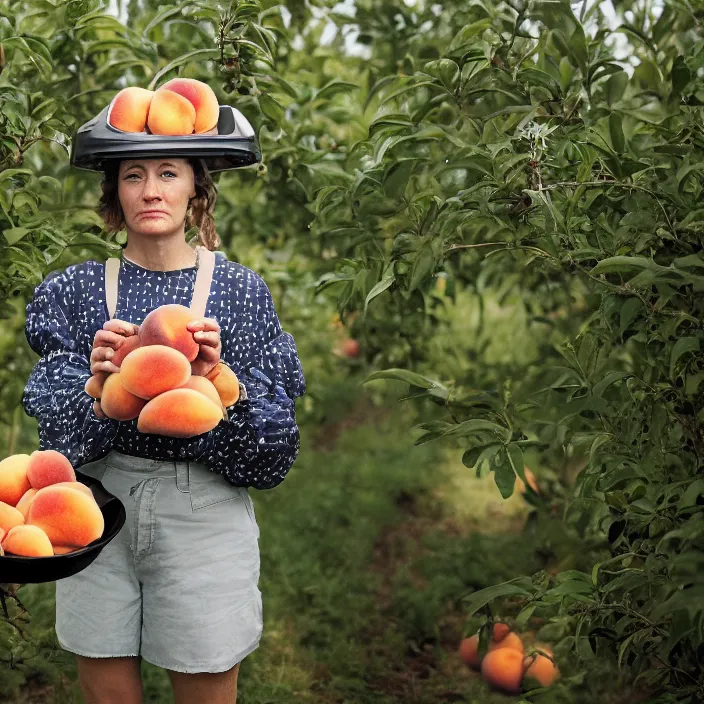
[364,274,395,313]
[669,337,700,379]
[363,369,438,389]
[148,49,221,88]
[408,244,435,293]
[2,227,30,245]
[494,448,517,499]
[608,113,625,153]
[442,419,511,443]
[460,578,533,617]
[423,59,460,94]
[591,256,653,275]
[315,79,359,101]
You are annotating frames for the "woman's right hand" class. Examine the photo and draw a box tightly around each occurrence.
[90,319,139,376]
[90,320,139,420]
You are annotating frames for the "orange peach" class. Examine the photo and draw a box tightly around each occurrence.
[488,631,524,655]
[111,334,143,367]
[2,524,54,557]
[179,376,225,414]
[137,387,223,438]
[523,645,559,687]
[53,545,81,555]
[159,77,220,134]
[482,647,526,694]
[50,481,94,499]
[458,623,515,670]
[515,466,540,494]
[108,87,154,132]
[85,372,108,399]
[0,454,32,506]
[147,87,196,135]
[0,500,25,534]
[100,372,148,421]
[119,345,192,400]
[139,304,200,361]
[15,488,38,520]
[27,485,104,548]
[205,362,240,406]
[26,450,76,490]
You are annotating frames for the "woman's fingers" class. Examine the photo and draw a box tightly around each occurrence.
[103,319,139,336]
[187,318,220,334]
[90,346,120,375]
[92,329,128,350]
[193,330,220,348]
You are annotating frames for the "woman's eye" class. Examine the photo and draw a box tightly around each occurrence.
[125,171,176,180]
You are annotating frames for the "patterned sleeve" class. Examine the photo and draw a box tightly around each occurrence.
[196,277,306,490]
[21,268,119,468]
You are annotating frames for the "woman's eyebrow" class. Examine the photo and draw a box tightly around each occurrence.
[124,162,180,171]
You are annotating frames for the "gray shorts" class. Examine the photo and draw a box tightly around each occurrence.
[54,449,262,674]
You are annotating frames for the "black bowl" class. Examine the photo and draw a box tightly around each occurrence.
[0,470,126,584]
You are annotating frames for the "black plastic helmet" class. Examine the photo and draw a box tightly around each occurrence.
[70,103,261,174]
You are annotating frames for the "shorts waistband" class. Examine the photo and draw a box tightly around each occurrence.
[104,449,184,474]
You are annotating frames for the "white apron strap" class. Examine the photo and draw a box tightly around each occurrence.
[190,246,216,319]
[104,246,215,322]
[104,257,121,320]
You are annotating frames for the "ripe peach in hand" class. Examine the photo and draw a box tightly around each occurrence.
[111,334,143,367]
[100,372,148,421]
[0,454,31,506]
[205,362,240,406]
[179,376,225,415]
[2,524,54,557]
[85,372,108,399]
[138,387,223,438]
[119,345,192,400]
[139,304,201,361]
[26,450,76,490]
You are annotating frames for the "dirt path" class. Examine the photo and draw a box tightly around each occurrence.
[359,453,533,703]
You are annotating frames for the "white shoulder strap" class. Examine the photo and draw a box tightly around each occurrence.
[105,247,215,322]
[190,246,216,319]
[105,257,121,320]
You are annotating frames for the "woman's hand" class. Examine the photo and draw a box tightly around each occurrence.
[90,320,139,420]
[187,318,222,377]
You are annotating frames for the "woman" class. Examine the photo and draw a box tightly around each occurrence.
[21,155,306,704]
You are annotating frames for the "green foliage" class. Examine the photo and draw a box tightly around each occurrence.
[305,0,703,700]
[1,0,703,700]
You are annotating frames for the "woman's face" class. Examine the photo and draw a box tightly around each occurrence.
[117,157,196,238]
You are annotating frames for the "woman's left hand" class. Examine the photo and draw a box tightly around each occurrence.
[187,318,222,376]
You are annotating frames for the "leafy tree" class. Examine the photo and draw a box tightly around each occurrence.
[1,0,703,700]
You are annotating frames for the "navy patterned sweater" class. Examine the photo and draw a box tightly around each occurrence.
[21,251,306,490]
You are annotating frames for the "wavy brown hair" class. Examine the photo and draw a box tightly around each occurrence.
[97,157,220,251]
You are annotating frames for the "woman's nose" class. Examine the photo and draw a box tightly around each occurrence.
[140,174,162,198]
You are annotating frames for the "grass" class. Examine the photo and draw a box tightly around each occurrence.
[2,388,641,703]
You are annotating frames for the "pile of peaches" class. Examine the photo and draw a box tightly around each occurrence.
[108,77,220,136]
[85,303,240,438]
[459,622,559,695]
[0,450,103,557]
